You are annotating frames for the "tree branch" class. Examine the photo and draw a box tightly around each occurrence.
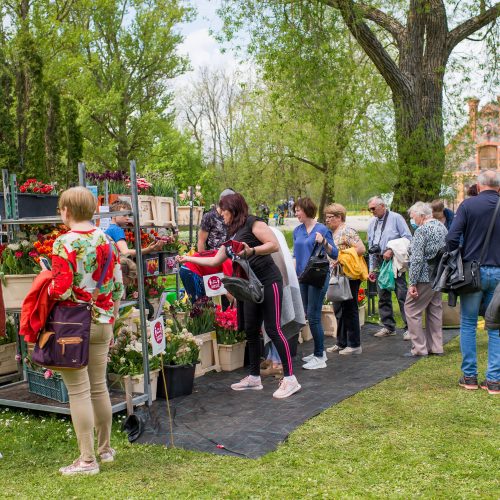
[287,154,325,172]
[447,2,500,52]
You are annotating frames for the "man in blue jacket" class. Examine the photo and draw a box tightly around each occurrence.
[446,170,500,395]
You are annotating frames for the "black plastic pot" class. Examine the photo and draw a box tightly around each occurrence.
[157,363,195,399]
[0,193,59,218]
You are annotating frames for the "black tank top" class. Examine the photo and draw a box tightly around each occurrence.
[233,215,282,286]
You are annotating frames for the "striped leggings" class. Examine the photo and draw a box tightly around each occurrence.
[241,280,293,377]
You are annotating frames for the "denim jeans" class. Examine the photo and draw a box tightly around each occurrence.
[300,272,330,357]
[460,266,500,381]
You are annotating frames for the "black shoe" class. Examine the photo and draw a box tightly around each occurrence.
[403,352,427,357]
[458,375,478,390]
[479,380,500,395]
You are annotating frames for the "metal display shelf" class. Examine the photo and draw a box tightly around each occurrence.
[0,160,153,415]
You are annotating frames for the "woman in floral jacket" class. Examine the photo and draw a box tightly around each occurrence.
[46,187,123,476]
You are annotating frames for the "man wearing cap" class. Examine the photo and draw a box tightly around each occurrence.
[197,188,235,252]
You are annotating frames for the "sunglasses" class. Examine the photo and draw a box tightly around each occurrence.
[368,207,377,212]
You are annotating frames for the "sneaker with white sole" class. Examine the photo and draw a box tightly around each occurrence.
[100,448,116,463]
[403,330,411,341]
[302,351,327,362]
[59,458,99,476]
[339,346,362,355]
[374,327,396,337]
[326,344,344,353]
[230,375,263,391]
[273,376,302,399]
[302,356,327,370]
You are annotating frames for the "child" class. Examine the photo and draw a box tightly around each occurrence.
[105,200,163,257]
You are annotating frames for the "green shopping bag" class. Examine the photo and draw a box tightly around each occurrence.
[378,259,395,291]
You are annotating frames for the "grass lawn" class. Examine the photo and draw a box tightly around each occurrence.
[1,334,498,498]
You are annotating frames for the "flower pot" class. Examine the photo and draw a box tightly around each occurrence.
[1,274,37,309]
[107,369,160,402]
[0,342,17,375]
[322,305,337,337]
[157,363,196,399]
[358,304,366,327]
[442,300,460,328]
[218,341,246,371]
[299,321,313,343]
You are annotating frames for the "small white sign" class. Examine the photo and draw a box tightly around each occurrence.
[203,273,227,297]
[150,316,166,356]
[99,205,110,231]
[154,291,168,319]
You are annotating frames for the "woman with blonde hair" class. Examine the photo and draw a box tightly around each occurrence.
[44,187,124,475]
[323,203,366,355]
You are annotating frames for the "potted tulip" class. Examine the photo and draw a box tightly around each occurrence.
[215,305,246,372]
[358,287,367,327]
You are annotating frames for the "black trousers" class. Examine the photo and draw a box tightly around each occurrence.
[335,279,361,348]
[239,280,293,377]
[377,272,408,331]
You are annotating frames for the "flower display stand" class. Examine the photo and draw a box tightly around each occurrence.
[26,368,69,403]
[108,369,160,402]
[218,341,246,372]
[442,300,460,328]
[358,305,366,327]
[0,343,17,375]
[194,331,221,377]
[322,304,337,337]
[157,364,196,399]
[153,197,175,226]
[0,193,58,218]
[299,321,313,343]
[1,274,37,309]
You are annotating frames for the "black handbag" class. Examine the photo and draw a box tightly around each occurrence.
[221,254,264,304]
[298,242,330,288]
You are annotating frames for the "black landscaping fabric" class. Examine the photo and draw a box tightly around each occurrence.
[134,325,459,458]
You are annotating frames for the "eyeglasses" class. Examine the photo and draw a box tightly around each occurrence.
[368,207,377,212]
[325,215,335,219]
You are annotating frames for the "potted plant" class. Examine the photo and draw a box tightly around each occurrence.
[358,287,367,327]
[0,314,18,375]
[0,240,40,309]
[215,306,246,371]
[164,299,190,326]
[177,186,204,226]
[107,320,161,401]
[157,323,202,399]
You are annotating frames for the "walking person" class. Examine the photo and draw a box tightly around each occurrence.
[178,193,301,399]
[45,187,124,475]
[404,202,448,357]
[446,170,500,395]
[367,196,412,338]
[323,203,366,355]
[293,197,338,369]
[431,200,454,230]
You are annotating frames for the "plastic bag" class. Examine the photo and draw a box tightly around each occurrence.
[378,259,395,291]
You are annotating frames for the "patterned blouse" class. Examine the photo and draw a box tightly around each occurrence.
[409,219,447,286]
[332,224,361,251]
[48,228,124,324]
[200,208,228,250]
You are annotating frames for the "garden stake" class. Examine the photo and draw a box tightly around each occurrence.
[160,353,175,448]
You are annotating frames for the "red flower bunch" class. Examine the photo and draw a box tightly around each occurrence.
[125,229,155,249]
[126,177,152,193]
[19,178,56,195]
[214,305,244,345]
[33,226,69,262]
[358,288,366,305]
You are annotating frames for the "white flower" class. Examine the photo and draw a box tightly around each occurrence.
[20,240,30,248]
[120,357,125,364]
[7,243,19,251]
[124,346,131,352]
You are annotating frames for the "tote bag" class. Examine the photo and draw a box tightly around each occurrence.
[327,266,353,303]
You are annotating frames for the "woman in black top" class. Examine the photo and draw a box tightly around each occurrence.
[178,193,301,399]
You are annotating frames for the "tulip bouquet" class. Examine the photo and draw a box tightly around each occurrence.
[178,185,203,206]
[18,178,56,195]
[358,288,367,306]
[32,226,69,263]
[214,305,245,345]
[186,296,216,335]
[124,228,155,249]
[0,240,39,276]
[25,354,63,380]
[86,170,129,194]
[127,177,152,193]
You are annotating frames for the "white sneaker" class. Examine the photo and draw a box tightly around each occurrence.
[302,356,327,370]
[100,448,116,463]
[339,346,362,355]
[302,351,327,362]
[230,375,263,391]
[59,458,99,476]
[403,330,411,341]
[273,376,302,399]
[326,345,344,353]
[374,327,396,337]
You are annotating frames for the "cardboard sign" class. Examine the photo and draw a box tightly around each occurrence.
[99,205,110,231]
[150,316,166,356]
[154,291,168,320]
[203,273,227,297]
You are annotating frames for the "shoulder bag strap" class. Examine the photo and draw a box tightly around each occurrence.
[374,211,389,246]
[91,236,114,301]
[479,197,500,265]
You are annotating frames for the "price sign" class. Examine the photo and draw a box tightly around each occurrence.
[202,273,227,297]
[150,316,166,356]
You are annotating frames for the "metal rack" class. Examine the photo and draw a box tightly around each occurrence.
[0,160,152,414]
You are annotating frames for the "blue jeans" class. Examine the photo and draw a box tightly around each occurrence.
[460,266,500,381]
[300,273,330,357]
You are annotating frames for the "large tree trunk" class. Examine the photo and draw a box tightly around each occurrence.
[318,162,335,221]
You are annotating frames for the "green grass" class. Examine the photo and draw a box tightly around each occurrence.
[1,334,498,498]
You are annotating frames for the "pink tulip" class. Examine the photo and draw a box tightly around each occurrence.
[15,354,21,362]
[44,370,53,379]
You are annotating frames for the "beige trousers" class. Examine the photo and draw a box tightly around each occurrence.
[404,283,443,356]
[59,323,113,462]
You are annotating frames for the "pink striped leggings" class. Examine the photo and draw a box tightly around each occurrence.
[240,280,293,377]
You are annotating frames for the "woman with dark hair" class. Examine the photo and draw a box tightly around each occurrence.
[293,197,338,369]
[177,193,301,399]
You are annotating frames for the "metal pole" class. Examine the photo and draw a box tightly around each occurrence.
[78,162,86,187]
[129,160,152,406]
[189,185,193,247]
[173,187,180,297]
[104,180,109,205]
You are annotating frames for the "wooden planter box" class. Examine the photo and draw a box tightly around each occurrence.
[194,331,221,377]
[322,305,337,337]
[359,304,366,327]
[0,342,17,375]
[153,197,175,226]
[176,206,204,226]
[108,369,160,402]
[1,274,37,310]
[218,341,246,371]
